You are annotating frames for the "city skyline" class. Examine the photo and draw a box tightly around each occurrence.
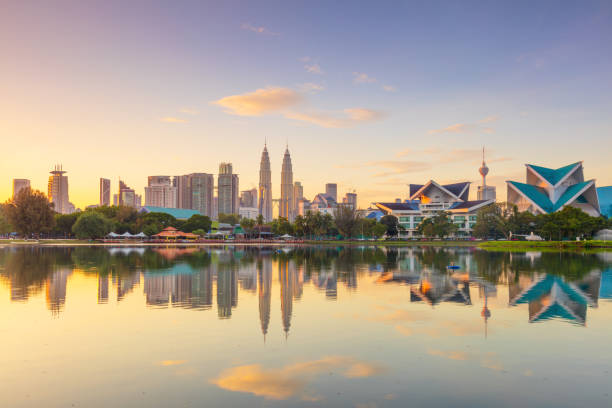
[2,1,611,208]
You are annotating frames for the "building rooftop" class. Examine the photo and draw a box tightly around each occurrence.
[527,162,581,186]
[141,206,200,220]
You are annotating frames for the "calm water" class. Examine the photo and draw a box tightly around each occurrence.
[1,245,612,408]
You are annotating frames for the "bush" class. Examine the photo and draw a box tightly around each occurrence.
[72,212,112,240]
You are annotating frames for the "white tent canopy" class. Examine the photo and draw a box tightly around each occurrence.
[120,232,134,238]
[106,232,121,238]
[133,232,147,238]
[280,234,294,239]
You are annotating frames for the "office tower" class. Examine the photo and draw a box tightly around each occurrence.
[343,192,357,209]
[240,188,258,208]
[258,258,272,340]
[99,178,110,206]
[293,182,303,215]
[174,175,192,209]
[190,173,214,217]
[477,148,497,201]
[118,180,138,208]
[12,179,30,199]
[325,183,338,202]
[48,165,71,214]
[145,175,177,208]
[280,147,294,221]
[218,163,239,215]
[258,145,273,222]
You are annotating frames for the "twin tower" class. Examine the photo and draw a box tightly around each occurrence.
[258,144,295,222]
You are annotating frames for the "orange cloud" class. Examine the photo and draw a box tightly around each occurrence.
[241,23,279,36]
[285,108,383,128]
[157,360,187,366]
[353,72,377,83]
[428,115,500,135]
[213,87,302,116]
[210,356,384,400]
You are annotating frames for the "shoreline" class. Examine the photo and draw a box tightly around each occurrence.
[1,239,610,250]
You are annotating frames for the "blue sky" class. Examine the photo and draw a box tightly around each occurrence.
[1,0,611,208]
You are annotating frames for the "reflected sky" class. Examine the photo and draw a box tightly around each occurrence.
[1,246,611,407]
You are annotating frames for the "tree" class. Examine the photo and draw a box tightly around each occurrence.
[182,214,212,233]
[0,204,13,235]
[380,215,399,237]
[416,212,457,238]
[371,222,388,238]
[54,212,81,237]
[218,213,240,225]
[72,212,112,239]
[333,204,361,238]
[256,214,265,226]
[240,218,256,234]
[192,228,206,236]
[5,188,55,237]
[270,217,294,235]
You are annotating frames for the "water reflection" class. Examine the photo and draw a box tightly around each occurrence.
[1,246,611,332]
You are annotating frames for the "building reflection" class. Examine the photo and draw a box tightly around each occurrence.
[258,257,272,340]
[1,246,611,330]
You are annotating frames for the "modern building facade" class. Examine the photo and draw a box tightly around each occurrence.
[280,147,295,221]
[218,163,239,215]
[117,180,140,208]
[99,178,110,206]
[375,180,493,237]
[477,148,496,201]
[343,192,357,209]
[174,175,192,209]
[12,178,30,200]
[240,188,258,208]
[597,186,612,218]
[506,162,600,216]
[325,183,338,203]
[48,165,72,214]
[293,182,303,215]
[190,173,214,217]
[145,176,177,208]
[258,145,273,222]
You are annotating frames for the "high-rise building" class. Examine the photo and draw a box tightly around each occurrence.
[477,148,496,201]
[48,165,71,214]
[325,183,338,202]
[145,176,177,208]
[293,182,303,215]
[174,175,192,209]
[190,173,214,217]
[118,180,139,208]
[218,163,239,215]
[99,178,110,206]
[280,147,294,221]
[12,179,30,199]
[258,145,273,222]
[240,188,258,208]
[343,192,357,209]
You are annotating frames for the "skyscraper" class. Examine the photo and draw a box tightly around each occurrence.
[12,179,30,200]
[325,183,338,202]
[190,173,214,217]
[280,147,294,221]
[240,188,258,208]
[99,178,110,206]
[174,175,192,209]
[343,192,357,209]
[293,181,303,215]
[145,176,177,208]
[48,165,70,214]
[258,145,273,222]
[218,163,239,215]
[117,180,139,208]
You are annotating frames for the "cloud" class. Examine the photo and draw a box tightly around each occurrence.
[157,360,187,366]
[285,108,383,128]
[160,117,187,123]
[241,23,279,36]
[179,108,198,115]
[210,356,384,400]
[298,82,325,93]
[428,115,500,135]
[382,85,397,92]
[305,63,323,74]
[213,87,302,116]
[353,72,377,83]
[365,160,431,177]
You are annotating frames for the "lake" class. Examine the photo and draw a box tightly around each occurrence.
[1,245,611,407]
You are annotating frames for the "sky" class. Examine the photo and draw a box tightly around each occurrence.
[1,0,611,209]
